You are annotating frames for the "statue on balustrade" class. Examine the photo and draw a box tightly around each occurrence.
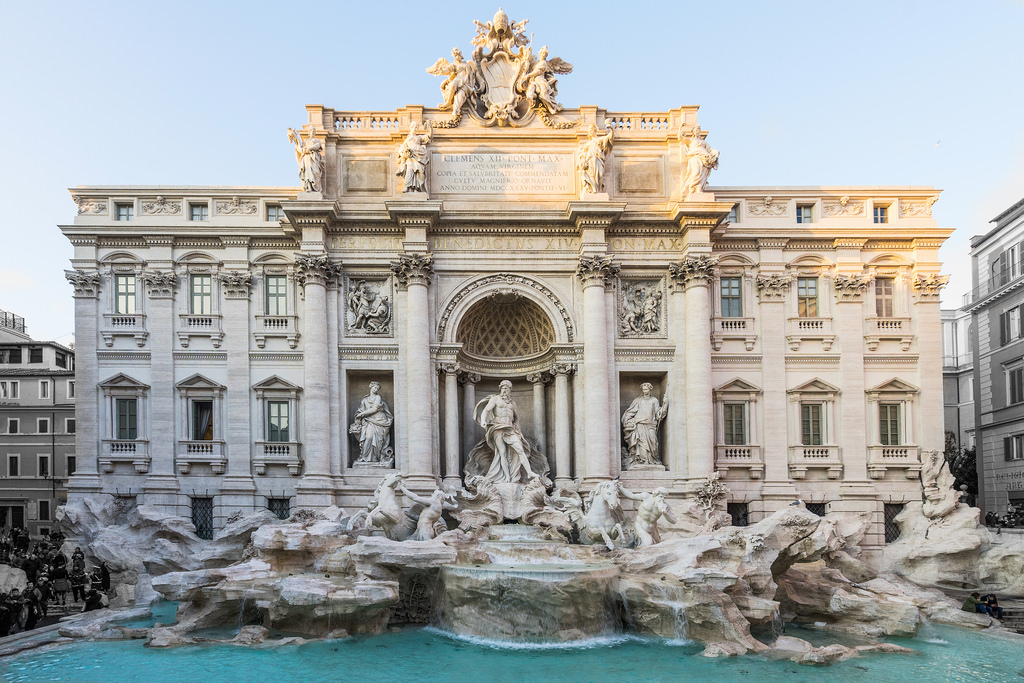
[287,127,324,194]
[349,382,394,467]
[577,125,614,195]
[396,122,432,193]
[621,383,668,468]
[680,125,719,196]
[465,380,550,485]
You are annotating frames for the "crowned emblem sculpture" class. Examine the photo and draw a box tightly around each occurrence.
[427,8,575,129]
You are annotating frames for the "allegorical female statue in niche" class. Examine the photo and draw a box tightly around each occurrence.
[350,382,394,466]
[621,383,668,467]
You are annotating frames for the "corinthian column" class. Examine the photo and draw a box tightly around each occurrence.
[439,361,461,490]
[526,372,550,457]
[64,270,103,495]
[576,255,619,484]
[391,253,436,488]
[669,256,717,481]
[294,253,340,508]
[551,362,575,487]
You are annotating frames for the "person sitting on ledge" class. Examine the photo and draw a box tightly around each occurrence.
[962,591,990,616]
[983,593,1004,620]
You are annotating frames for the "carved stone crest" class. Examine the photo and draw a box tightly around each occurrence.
[427,9,575,128]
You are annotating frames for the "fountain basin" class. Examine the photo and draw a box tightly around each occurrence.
[437,562,620,642]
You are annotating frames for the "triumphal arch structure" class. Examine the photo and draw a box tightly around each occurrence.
[62,10,951,550]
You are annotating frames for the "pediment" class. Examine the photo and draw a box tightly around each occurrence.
[867,378,919,394]
[176,373,226,391]
[788,378,840,395]
[252,375,302,392]
[714,377,761,393]
[98,373,150,390]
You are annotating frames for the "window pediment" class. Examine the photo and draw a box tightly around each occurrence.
[867,378,919,394]
[176,373,226,393]
[253,375,302,396]
[714,377,761,394]
[788,378,840,395]
[99,373,150,390]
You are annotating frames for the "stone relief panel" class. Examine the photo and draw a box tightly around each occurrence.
[617,278,666,338]
[823,196,864,217]
[615,159,663,195]
[345,276,393,336]
[142,196,181,215]
[215,197,258,215]
[747,196,787,217]
[344,159,390,193]
[75,197,107,215]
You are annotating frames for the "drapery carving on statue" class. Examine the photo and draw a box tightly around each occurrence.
[65,269,101,298]
[621,383,668,469]
[578,125,613,195]
[346,279,392,334]
[287,127,324,194]
[464,380,550,486]
[349,381,394,467]
[427,9,575,129]
[619,280,664,337]
[390,253,434,288]
[576,254,619,288]
[680,125,719,196]
[396,123,432,194]
[920,449,961,519]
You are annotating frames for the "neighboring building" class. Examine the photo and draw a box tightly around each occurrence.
[965,197,1024,516]
[59,11,951,552]
[942,307,974,449]
[0,310,76,537]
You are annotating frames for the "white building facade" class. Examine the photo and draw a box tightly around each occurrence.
[60,14,951,550]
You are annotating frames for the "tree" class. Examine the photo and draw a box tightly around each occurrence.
[944,430,978,500]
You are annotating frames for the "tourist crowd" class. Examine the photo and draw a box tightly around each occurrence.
[0,529,111,636]
[985,505,1024,530]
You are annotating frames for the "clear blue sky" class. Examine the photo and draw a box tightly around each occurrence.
[3,0,1022,342]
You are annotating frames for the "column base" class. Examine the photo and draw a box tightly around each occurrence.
[64,473,103,495]
[142,475,182,508]
[295,474,337,509]
[219,476,258,515]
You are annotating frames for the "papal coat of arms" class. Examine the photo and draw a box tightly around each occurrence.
[427,8,575,128]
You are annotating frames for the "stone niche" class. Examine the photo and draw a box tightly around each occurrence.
[346,370,396,469]
[618,373,669,471]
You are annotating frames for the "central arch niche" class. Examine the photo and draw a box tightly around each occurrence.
[457,293,556,358]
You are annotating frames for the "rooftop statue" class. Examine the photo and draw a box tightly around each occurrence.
[287,127,324,194]
[396,122,432,194]
[578,125,614,195]
[680,125,719,196]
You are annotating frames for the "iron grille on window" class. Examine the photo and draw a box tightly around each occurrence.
[884,503,904,543]
[727,502,749,527]
[268,498,290,520]
[192,497,214,540]
[806,502,827,517]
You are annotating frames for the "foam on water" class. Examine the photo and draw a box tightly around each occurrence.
[423,626,637,651]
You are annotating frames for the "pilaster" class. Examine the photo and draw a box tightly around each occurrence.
[218,264,256,505]
[64,270,103,494]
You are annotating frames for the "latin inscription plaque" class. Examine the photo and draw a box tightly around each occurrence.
[432,153,574,195]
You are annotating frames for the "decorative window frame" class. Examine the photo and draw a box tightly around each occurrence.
[98,373,151,473]
[6,418,19,434]
[711,261,756,351]
[102,256,148,348]
[37,454,50,478]
[866,378,921,480]
[713,378,763,479]
[175,374,227,475]
[6,454,19,478]
[36,417,50,434]
[176,257,224,348]
[38,379,50,400]
[253,259,300,349]
[864,259,914,351]
[787,378,841,479]
[253,376,303,476]
[785,261,835,352]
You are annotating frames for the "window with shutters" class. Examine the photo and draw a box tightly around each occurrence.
[1005,434,1024,461]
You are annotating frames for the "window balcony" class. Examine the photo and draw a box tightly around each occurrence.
[101,313,148,347]
[788,444,842,479]
[865,317,914,352]
[714,444,763,479]
[786,317,835,352]
[176,440,227,474]
[711,317,757,352]
[253,314,300,349]
[100,439,151,473]
[177,314,224,348]
[254,441,302,475]
[867,444,921,479]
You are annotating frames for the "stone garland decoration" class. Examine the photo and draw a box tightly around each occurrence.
[65,269,101,297]
[390,253,434,288]
[832,274,873,301]
[142,196,181,215]
[668,255,718,288]
[823,196,864,217]
[747,196,787,216]
[215,197,258,215]
[140,271,178,298]
[754,274,791,301]
[900,197,938,217]
[912,273,949,301]
[437,273,575,343]
[618,279,665,337]
[75,198,107,215]
[576,255,620,288]
[345,278,393,335]
[218,271,253,299]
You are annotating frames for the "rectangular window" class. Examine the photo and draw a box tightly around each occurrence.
[38,455,49,478]
[116,398,138,440]
[805,502,827,517]
[115,274,137,315]
[55,351,67,369]
[66,418,76,434]
[192,497,214,540]
[37,418,49,434]
[723,403,746,445]
[797,277,818,317]
[190,275,213,315]
[727,206,739,224]
[39,380,50,399]
[1005,434,1024,461]
[190,203,209,221]
[68,380,75,398]
[267,401,290,442]
[266,205,284,222]
[267,498,290,520]
[7,419,18,434]
[67,455,77,476]
[879,403,901,445]
[0,381,19,399]
[796,204,813,224]
[720,277,742,318]
[191,400,214,440]
[0,347,22,364]
[116,203,134,221]
[265,275,288,316]
[1010,366,1024,405]
[7,456,18,477]
[801,403,823,445]
[29,347,43,364]
[727,502,749,527]
[875,277,894,318]
[873,205,889,224]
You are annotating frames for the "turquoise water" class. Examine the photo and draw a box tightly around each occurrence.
[2,621,1023,682]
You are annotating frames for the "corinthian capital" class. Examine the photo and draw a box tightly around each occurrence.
[912,273,949,301]
[390,253,434,287]
[755,274,791,301]
[833,274,873,302]
[575,255,619,289]
[65,270,101,298]
[140,270,178,298]
[218,271,253,299]
[294,253,341,288]
[668,255,718,289]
